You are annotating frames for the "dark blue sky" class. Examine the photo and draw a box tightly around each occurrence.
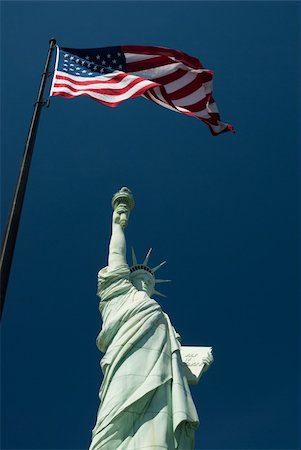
[1,2,299,449]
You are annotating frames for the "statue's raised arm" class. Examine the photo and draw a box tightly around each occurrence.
[108,187,134,270]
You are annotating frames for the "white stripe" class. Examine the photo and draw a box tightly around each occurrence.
[152,86,173,106]
[55,70,154,91]
[169,104,210,119]
[172,84,207,107]
[203,80,213,94]
[124,52,159,63]
[130,62,184,80]
[206,101,219,114]
[52,78,154,103]
[145,89,212,120]
[144,90,180,113]
[147,94,224,126]
[165,70,212,96]
[164,72,197,94]
[55,69,125,83]
[193,109,211,119]
[146,86,209,118]
[130,62,205,80]
[125,51,205,71]
[208,122,228,132]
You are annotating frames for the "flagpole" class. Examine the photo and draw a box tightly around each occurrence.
[0,38,57,319]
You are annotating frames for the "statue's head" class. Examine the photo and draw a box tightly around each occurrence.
[129,248,170,298]
[130,269,156,296]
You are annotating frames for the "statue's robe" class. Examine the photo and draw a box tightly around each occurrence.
[89,264,199,450]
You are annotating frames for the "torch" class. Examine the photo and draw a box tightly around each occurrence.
[112,187,135,228]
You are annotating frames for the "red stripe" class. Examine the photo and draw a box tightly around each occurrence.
[146,87,186,117]
[143,90,154,102]
[204,112,223,124]
[153,69,213,95]
[146,81,210,114]
[53,76,157,96]
[151,69,187,86]
[143,89,174,107]
[176,95,211,113]
[55,72,129,86]
[143,90,179,114]
[122,45,202,69]
[151,86,178,109]
[140,87,234,135]
[126,55,175,73]
[52,81,155,107]
[167,76,206,101]
[143,88,163,104]
[147,86,209,116]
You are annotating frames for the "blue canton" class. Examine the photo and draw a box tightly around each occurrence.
[59,47,126,77]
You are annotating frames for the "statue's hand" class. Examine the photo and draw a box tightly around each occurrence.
[113,203,129,228]
[202,349,214,371]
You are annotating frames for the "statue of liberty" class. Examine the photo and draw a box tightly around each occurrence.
[89,187,205,450]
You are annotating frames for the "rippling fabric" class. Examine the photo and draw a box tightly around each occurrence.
[89,264,199,450]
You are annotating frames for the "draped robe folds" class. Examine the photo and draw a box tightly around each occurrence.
[89,264,199,450]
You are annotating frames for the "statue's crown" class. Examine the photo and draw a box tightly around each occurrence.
[130,248,171,298]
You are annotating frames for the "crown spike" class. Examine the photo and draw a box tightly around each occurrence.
[143,248,152,266]
[155,279,171,284]
[131,247,138,266]
[152,261,166,273]
[153,289,167,298]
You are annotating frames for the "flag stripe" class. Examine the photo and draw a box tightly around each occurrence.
[55,71,130,86]
[176,94,209,112]
[53,77,153,97]
[143,89,180,113]
[161,72,198,95]
[166,74,205,99]
[126,55,177,73]
[125,52,159,63]
[171,84,208,107]
[122,45,203,69]
[129,63,186,81]
[54,71,156,91]
[52,78,157,106]
[149,68,188,87]
[50,45,233,135]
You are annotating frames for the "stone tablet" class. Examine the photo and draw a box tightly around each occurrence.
[180,346,213,385]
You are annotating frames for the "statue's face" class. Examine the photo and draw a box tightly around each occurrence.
[130,271,155,296]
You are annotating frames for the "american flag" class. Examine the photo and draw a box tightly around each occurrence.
[50,45,234,135]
